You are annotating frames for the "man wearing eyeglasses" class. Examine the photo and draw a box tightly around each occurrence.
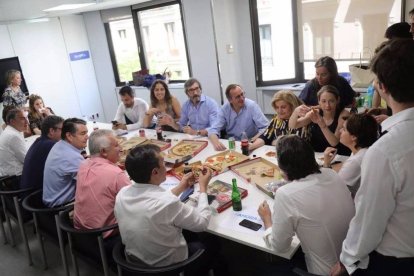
[0,108,28,178]
[20,115,64,190]
[179,78,219,136]
[208,84,268,151]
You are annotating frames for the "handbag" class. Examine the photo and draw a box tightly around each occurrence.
[349,53,375,88]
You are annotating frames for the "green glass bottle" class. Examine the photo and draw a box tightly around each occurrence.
[231,178,242,211]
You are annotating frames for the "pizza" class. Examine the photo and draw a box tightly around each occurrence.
[265,151,276,157]
[171,143,198,156]
[261,167,275,177]
[205,157,223,172]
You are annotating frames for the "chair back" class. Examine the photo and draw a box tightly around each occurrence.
[0,175,34,221]
[58,207,118,274]
[112,241,205,276]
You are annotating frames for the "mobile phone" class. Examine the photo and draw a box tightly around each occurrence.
[207,194,216,204]
[179,186,194,202]
[239,219,262,231]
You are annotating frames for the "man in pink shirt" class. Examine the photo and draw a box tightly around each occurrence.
[74,129,130,238]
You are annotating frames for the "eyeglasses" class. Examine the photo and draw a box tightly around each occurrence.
[188,87,201,93]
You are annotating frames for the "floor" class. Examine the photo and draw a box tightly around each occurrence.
[0,220,306,276]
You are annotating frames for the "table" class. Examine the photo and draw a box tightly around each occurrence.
[89,122,300,259]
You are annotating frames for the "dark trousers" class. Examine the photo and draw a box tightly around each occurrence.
[353,251,414,276]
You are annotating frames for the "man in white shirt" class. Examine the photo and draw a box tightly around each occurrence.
[112,86,150,131]
[114,144,213,273]
[258,135,354,275]
[331,39,414,275]
[0,108,28,177]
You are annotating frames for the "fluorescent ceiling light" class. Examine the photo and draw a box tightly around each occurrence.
[43,3,96,12]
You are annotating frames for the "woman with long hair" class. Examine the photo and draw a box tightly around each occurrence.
[27,94,54,135]
[143,80,181,131]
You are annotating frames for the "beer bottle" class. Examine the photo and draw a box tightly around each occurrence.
[231,178,242,211]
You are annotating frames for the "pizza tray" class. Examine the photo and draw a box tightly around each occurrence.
[230,157,282,198]
[119,136,148,164]
[204,150,249,174]
[145,139,171,151]
[164,140,208,164]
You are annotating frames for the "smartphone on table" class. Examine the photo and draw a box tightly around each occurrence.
[239,219,262,231]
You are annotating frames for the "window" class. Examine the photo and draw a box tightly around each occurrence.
[106,1,190,86]
[107,19,141,84]
[134,3,189,81]
[300,0,403,79]
[251,0,301,85]
[251,0,404,85]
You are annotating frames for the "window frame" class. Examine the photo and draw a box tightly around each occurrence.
[250,0,304,86]
[105,0,192,87]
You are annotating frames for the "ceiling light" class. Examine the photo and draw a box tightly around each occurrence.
[43,3,96,12]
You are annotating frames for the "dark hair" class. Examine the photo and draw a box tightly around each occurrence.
[343,113,378,149]
[371,38,414,103]
[184,78,202,94]
[225,84,242,100]
[5,108,21,124]
[28,94,44,120]
[126,144,161,183]
[317,85,342,116]
[150,80,172,107]
[409,8,414,15]
[385,22,411,39]
[119,86,134,97]
[41,115,64,137]
[61,118,86,140]
[312,56,339,87]
[276,135,320,181]
[2,106,15,123]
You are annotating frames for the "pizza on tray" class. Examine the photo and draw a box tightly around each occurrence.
[205,154,240,172]
[171,143,199,156]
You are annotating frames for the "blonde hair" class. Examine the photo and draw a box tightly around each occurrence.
[5,70,20,86]
[271,90,303,112]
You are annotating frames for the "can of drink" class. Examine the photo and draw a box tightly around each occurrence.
[139,129,145,137]
[228,137,235,150]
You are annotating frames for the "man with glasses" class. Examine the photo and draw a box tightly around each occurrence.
[179,78,219,136]
[43,118,89,207]
[20,115,64,190]
[208,84,268,151]
[0,108,28,178]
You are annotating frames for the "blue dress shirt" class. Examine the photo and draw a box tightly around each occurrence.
[43,140,84,207]
[207,98,269,140]
[178,95,219,131]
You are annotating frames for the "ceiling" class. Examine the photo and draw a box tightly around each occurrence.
[0,0,149,23]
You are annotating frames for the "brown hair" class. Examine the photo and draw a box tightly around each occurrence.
[150,80,172,107]
[28,94,44,120]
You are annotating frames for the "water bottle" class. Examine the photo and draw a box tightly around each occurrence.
[228,137,235,151]
[365,84,374,108]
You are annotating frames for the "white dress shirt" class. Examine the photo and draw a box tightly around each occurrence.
[340,107,414,274]
[113,97,149,131]
[338,148,367,197]
[0,125,27,176]
[114,183,211,267]
[263,169,355,275]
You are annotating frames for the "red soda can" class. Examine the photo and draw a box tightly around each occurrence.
[139,129,145,137]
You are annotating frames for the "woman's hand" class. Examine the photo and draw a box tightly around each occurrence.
[258,200,272,229]
[147,108,160,117]
[323,147,337,168]
[158,113,174,127]
[295,105,311,117]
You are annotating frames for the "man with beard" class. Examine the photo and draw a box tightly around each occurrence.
[179,78,219,136]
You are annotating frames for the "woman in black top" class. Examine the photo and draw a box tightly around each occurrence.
[290,85,351,156]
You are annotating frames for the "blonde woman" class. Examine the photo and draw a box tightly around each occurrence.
[249,90,309,151]
[2,70,27,108]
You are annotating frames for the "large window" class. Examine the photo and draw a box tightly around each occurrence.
[251,0,404,85]
[251,0,301,85]
[106,1,190,86]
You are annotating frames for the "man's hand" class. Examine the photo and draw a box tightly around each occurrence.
[213,141,226,151]
[112,123,127,130]
[330,261,349,276]
[374,114,388,124]
[258,200,272,229]
[171,172,194,196]
[198,166,212,193]
[182,125,196,135]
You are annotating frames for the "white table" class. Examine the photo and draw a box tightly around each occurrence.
[87,122,300,259]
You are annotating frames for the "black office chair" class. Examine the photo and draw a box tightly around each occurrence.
[0,175,35,266]
[112,241,205,276]
[58,206,118,276]
[22,189,72,273]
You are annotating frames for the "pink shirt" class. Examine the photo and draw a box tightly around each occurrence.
[74,157,130,238]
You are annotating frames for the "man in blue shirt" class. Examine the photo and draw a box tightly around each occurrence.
[179,78,219,136]
[20,115,64,190]
[208,84,268,151]
[43,118,88,207]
